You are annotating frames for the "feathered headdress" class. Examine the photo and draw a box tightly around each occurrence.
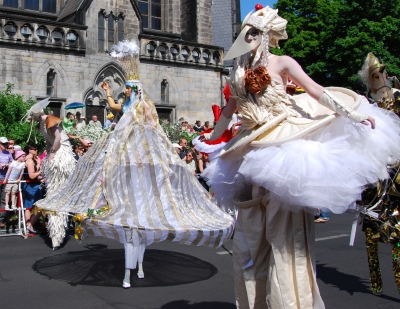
[21,97,51,142]
[110,40,140,81]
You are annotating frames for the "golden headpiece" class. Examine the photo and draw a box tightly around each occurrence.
[368,52,386,77]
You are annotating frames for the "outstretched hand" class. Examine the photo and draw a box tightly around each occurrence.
[101,81,109,91]
[361,116,375,129]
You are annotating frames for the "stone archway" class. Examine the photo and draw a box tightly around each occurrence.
[83,61,126,124]
[33,59,71,98]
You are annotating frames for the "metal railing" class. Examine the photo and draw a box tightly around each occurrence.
[0,180,41,239]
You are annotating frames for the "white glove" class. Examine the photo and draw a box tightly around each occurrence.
[204,114,231,141]
[387,156,400,168]
[318,90,368,123]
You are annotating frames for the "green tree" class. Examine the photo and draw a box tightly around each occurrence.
[273,0,400,90]
[0,83,46,151]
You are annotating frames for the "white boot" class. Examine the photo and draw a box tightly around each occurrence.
[137,262,144,279]
[122,269,131,288]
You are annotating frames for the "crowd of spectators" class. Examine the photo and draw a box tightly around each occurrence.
[173,133,211,191]
[179,120,211,133]
[0,137,44,233]
[0,111,108,235]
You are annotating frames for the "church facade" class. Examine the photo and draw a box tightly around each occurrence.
[0,0,240,124]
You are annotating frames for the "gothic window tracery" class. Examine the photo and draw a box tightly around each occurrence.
[98,11,125,52]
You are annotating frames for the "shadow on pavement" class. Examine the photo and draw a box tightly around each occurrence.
[32,246,218,288]
[317,262,400,303]
[155,300,235,309]
[317,262,370,295]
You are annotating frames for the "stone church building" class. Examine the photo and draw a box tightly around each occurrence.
[0,0,240,124]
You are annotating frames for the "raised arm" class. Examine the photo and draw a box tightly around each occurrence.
[101,81,122,112]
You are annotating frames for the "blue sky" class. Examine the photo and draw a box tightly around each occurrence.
[241,1,277,20]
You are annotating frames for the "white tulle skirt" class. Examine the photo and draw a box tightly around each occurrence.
[203,98,400,214]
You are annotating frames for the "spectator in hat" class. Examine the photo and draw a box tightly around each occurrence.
[3,150,26,211]
[74,112,86,129]
[193,120,204,132]
[104,112,115,130]
[89,115,102,128]
[0,137,13,227]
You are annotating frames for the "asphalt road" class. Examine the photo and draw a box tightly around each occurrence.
[0,214,399,309]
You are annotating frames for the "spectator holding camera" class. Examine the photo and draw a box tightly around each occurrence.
[63,112,75,133]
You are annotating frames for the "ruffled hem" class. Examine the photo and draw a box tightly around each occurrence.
[193,136,227,161]
[204,98,400,213]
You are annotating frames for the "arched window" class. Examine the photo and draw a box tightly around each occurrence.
[117,17,124,42]
[25,0,39,10]
[107,15,115,52]
[42,0,56,13]
[4,0,18,8]
[161,79,169,103]
[98,12,105,52]
[138,0,162,30]
[47,69,57,97]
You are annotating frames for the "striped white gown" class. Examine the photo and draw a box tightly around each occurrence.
[36,97,234,248]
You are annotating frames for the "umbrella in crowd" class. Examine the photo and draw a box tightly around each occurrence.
[65,102,85,110]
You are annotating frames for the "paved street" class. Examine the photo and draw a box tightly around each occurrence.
[0,214,399,309]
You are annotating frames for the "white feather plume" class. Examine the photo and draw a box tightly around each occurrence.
[30,97,50,114]
[110,40,140,59]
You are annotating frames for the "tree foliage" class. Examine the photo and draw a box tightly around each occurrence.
[272,0,400,90]
[0,83,46,151]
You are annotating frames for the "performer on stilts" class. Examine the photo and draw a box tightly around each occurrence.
[24,98,77,249]
[357,52,400,294]
[34,40,234,289]
[201,5,400,308]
